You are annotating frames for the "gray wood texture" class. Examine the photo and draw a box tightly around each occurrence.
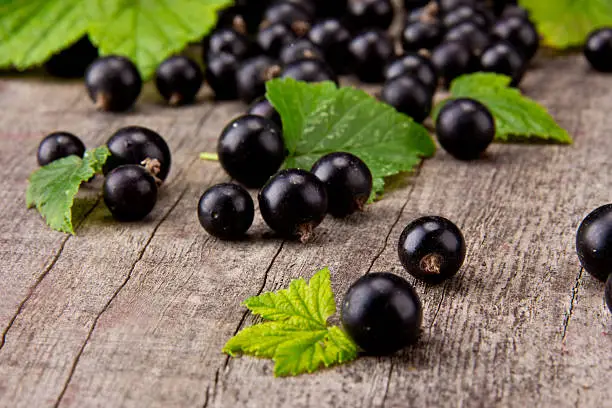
[0,54,611,408]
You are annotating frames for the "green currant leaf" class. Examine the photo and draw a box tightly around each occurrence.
[265,78,436,199]
[26,146,110,235]
[520,0,612,49]
[433,73,572,144]
[223,268,359,377]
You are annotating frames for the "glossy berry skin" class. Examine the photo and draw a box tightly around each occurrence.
[438,0,476,12]
[444,21,491,56]
[308,19,351,74]
[85,56,142,112]
[103,165,158,221]
[576,204,612,282]
[431,40,475,87]
[480,41,525,86]
[262,1,312,26]
[37,132,86,166]
[348,29,394,83]
[217,115,285,188]
[104,126,172,180]
[155,56,203,106]
[346,0,394,32]
[402,20,444,52]
[247,97,281,128]
[44,36,98,78]
[311,152,373,218]
[584,28,612,73]
[605,274,612,313]
[281,58,338,84]
[280,39,324,65]
[283,0,317,17]
[198,183,255,240]
[435,98,495,160]
[236,55,278,103]
[204,28,254,61]
[442,5,489,30]
[206,52,239,100]
[341,272,422,355]
[383,53,438,91]
[257,23,298,57]
[398,216,466,284]
[492,16,539,60]
[501,5,529,20]
[258,169,328,242]
[381,75,432,123]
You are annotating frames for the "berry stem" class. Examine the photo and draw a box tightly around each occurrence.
[141,158,163,186]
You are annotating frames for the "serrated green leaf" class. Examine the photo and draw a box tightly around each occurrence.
[26,146,110,234]
[266,78,436,199]
[520,0,612,49]
[433,73,572,144]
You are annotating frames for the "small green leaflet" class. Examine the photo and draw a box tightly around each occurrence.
[0,0,231,78]
[265,78,436,198]
[223,268,359,377]
[433,73,572,144]
[26,146,110,234]
[520,0,612,49]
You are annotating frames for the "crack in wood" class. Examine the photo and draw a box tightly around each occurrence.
[561,267,584,344]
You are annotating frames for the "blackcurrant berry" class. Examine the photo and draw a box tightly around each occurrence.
[206,52,240,100]
[345,0,394,32]
[308,19,352,74]
[283,0,317,17]
[398,216,466,284]
[154,56,203,106]
[435,98,495,160]
[236,55,279,103]
[216,5,263,34]
[198,183,255,240]
[584,28,612,73]
[492,16,539,61]
[311,152,373,218]
[257,23,298,57]
[348,29,394,83]
[605,274,612,313]
[383,52,438,91]
[444,21,491,56]
[258,169,328,242]
[104,126,172,180]
[402,20,444,52]
[37,132,86,166]
[262,1,312,27]
[281,58,338,83]
[341,272,422,355]
[204,28,255,61]
[381,75,432,123]
[431,40,475,87]
[44,36,98,78]
[247,97,282,128]
[480,41,525,86]
[85,56,142,112]
[217,115,285,188]
[103,165,158,221]
[279,39,324,66]
[438,0,475,13]
[576,204,612,282]
[501,5,530,20]
[442,5,489,30]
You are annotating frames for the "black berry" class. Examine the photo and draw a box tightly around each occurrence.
[37,132,86,166]
[341,272,422,355]
[236,55,279,103]
[584,28,612,73]
[492,16,539,61]
[198,183,255,240]
[44,36,98,78]
[258,169,328,242]
[402,20,444,52]
[247,97,282,128]
[383,52,438,91]
[257,23,298,57]
[280,39,324,65]
[348,29,394,83]
[206,52,240,100]
[605,274,612,314]
[308,19,352,74]
[435,98,495,160]
[442,5,489,30]
[262,1,312,27]
[103,165,158,221]
[431,40,475,87]
[281,58,338,83]
[311,152,373,218]
[85,56,142,112]
[204,28,255,61]
[217,115,285,188]
[438,0,475,13]
[345,0,394,32]
[398,216,466,284]
[576,204,612,282]
[444,21,491,56]
[381,75,432,123]
[480,41,525,86]
[216,5,264,34]
[155,56,203,106]
[501,5,530,20]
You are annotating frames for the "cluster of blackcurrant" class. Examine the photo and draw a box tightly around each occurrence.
[36,127,172,221]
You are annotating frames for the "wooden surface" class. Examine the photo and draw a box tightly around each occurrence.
[0,55,611,408]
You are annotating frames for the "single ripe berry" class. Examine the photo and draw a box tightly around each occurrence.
[257,23,298,57]
[431,40,475,87]
[216,5,263,34]
[401,20,444,52]
[345,0,394,32]
[85,56,142,112]
[155,56,203,106]
[217,115,285,188]
[247,97,281,128]
[435,98,495,160]
[311,152,373,218]
[283,0,317,17]
[44,36,98,78]
[501,5,529,20]
[492,16,539,61]
[280,39,325,65]
[576,204,612,282]
[444,21,491,56]
[584,28,612,73]
[398,216,466,284]
[348,29,394,83]
[308,19,352,74]
[37,132,86,166]
[204,28,255,61]
[236,56,279,103]
[383,53,438,91]
[438,0,476,12]
[381,75,432,123]
[104,126,172,180]
[605,274,612,314]
[281,58,338,83]
[206,52,240,100]
[262,1,312,27]
[198,183,255,240]
[103,165,158,221]
[480,41,525,86]
[442,5,489,30]
[258,169,328,242]
[341,272,422,355]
